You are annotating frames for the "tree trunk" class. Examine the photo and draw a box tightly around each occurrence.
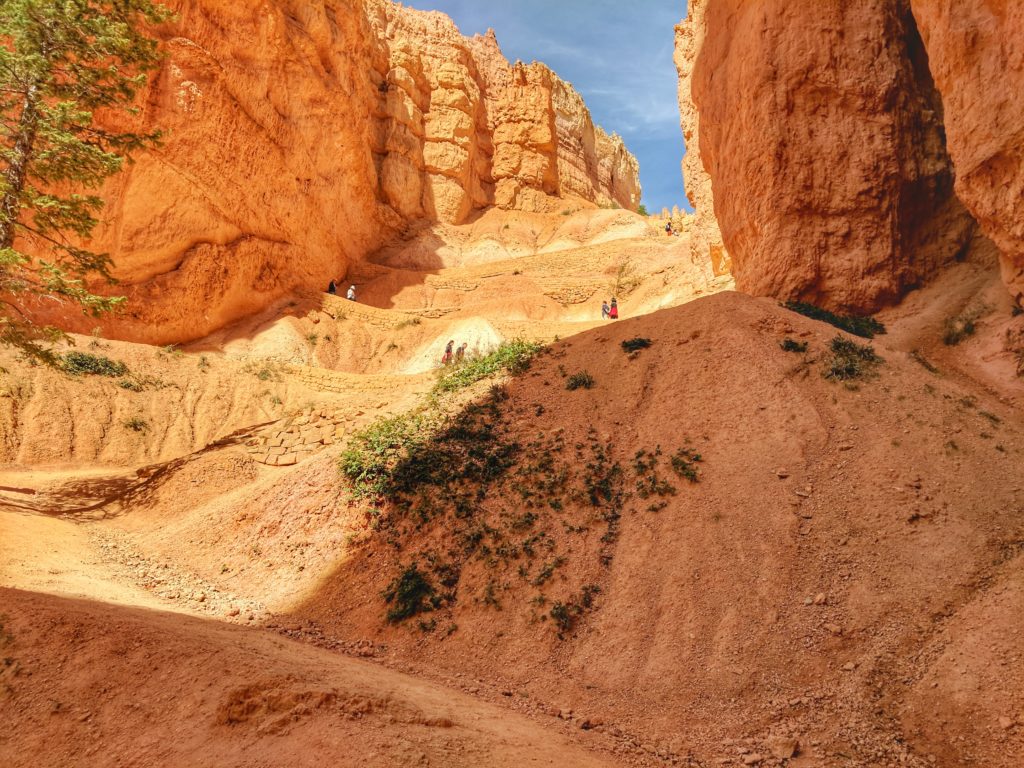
[0,84,40,250]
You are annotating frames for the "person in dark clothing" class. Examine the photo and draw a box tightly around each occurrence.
[441,340,455,366]
[327,280,337,295]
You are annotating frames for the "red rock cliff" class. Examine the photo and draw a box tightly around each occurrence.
[56,0,639,344]
[676,0,978,312]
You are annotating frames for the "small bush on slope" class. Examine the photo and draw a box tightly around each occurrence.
[61,351,128,377]
[566,371,595,390]
[784,301,886,339]
[823,336,883,381]
[621,338,652,353]
[383,564,439,623]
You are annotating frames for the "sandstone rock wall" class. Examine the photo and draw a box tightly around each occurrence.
[365,2,639,220]
[676,0,978,312]
[674,1,730,278]
[908,1,1024,306]
[46,0,639,344]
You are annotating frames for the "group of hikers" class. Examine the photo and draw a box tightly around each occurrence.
[441,339,468,366]
[601,297,619,320]
[327,280,357,301]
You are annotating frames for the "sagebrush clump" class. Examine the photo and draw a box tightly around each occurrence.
[823,336,883,381]
[566,371,595,390]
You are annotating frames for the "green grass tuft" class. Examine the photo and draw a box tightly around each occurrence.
[780,338,808,353]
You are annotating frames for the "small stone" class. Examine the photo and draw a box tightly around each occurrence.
[195,592,206,603]
[776,469,790,479]
[768,737,799,759]
[813,593,827,605]
[226,606,240,617]
[742,754,763,765]
[999,716,1015,730]
[824,623,842,635]
[842,662,856,672]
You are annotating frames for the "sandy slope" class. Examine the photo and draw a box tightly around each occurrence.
[0,589,618,768]
[2,212,1023,767]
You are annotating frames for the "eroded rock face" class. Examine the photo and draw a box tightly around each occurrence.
[677,0,977,312]
[908,1,1024,306]
[366,3,639,221]
[46,0,638,344]
[674,1,730,279]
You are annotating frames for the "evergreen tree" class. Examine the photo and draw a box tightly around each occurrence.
[0,0,170,364]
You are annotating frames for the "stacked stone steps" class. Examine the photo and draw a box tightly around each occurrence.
[244,407,348,467]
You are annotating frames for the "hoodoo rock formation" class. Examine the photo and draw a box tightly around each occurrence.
[907,1,1024,306]
[676,0,981,312]
[54,0,639,345]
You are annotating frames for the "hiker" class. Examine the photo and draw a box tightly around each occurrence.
[346,284,357,301]
[609,298,619,320]
[455,342,467,362]
[327,280,337,295]
[601,301,610,320]
[441,339,455,366]
[665,221,673,236]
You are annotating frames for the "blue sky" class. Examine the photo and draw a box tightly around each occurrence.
[401,0,692,213]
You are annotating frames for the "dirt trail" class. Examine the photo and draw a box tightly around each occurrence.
[0,589,621,768]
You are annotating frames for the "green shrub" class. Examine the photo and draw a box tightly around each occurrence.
[670,448,703,482]
[621,337,652,353]
[339,412,436,499]
[383,564,437,623]
[434,340,543,394]
[780,338,808,353]
[61,351,128,377]
[566,371,595,391]
[549,585,601,634]
[783,301,886,339]
[823,336,883,381]
[122,417,148,432]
